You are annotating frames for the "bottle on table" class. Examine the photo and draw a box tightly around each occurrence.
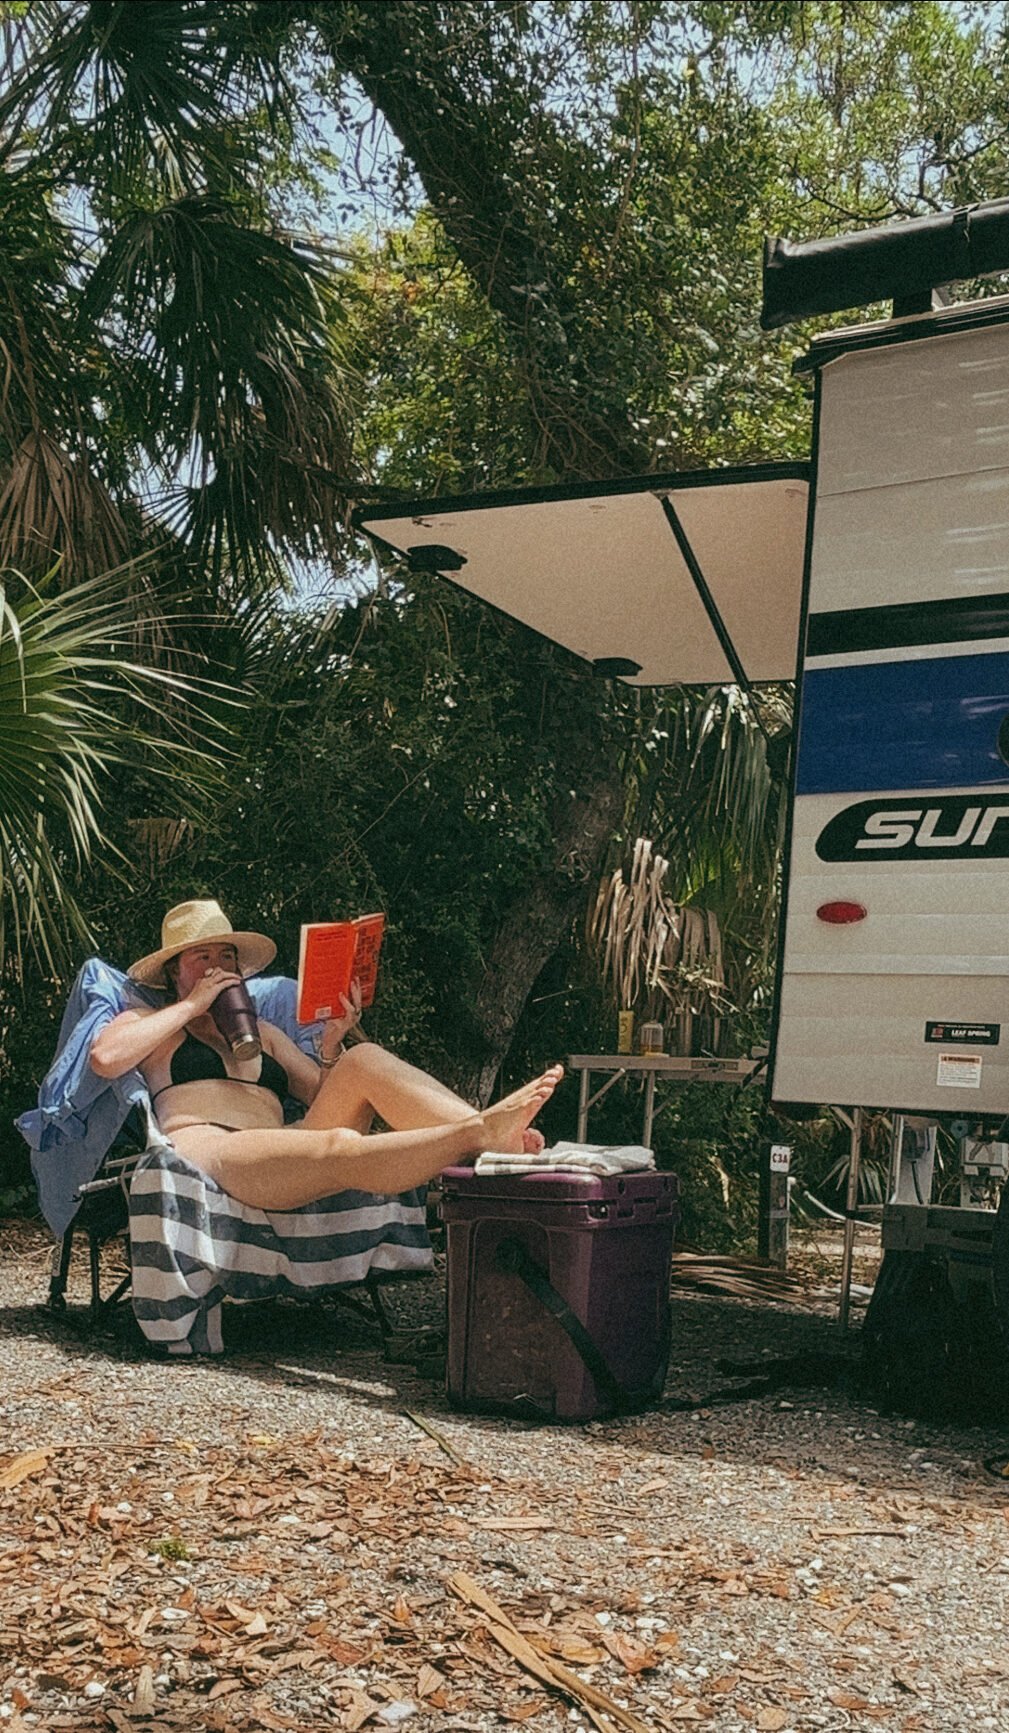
[638,1021,665,1056]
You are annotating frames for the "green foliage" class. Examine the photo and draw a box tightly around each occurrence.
[152,1535,191,1561]
[754,2,1009,219]
[79,583,624,1074]
[0,564,230,972]
[342,218,540,494]
[7,0,1009,1244]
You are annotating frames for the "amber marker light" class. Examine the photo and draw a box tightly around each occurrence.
[816,901,867,923]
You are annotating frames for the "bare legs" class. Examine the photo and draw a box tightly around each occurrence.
[302,1042,477,1135]
[169,1048,564,1211]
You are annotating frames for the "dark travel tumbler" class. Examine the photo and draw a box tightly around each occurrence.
[210,980,261,1060]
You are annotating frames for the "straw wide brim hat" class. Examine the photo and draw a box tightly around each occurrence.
[128,899,277,988]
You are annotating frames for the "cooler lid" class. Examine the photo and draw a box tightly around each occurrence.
[439,1165,676,1203]
[355,463,809,688]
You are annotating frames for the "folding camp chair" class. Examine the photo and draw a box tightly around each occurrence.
[44,1110,437,1355]
[29,963,437,1354]
[46,1114,142,1322]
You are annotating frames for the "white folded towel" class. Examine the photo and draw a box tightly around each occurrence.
[473,1141,655,1177]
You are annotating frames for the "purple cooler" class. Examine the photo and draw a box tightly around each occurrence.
[440,1165,678,1423]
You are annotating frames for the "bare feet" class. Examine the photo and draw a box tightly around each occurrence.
[522,1128,546,1155]
[481,1066,563,1155]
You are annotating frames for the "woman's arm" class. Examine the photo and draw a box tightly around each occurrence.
[90,969,240,1079]
[274,983,370,1105]
[89,1004,190,1079]
[259,1022,325,1106]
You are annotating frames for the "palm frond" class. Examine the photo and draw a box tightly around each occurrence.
[614,684,792,1013]
[126,815,194,878]
[81,196,358,581]
[0,2,296,195]
[587,837,727,1051]
[0,430,131,584]
[0,561,237,971]
[0,165,82,445]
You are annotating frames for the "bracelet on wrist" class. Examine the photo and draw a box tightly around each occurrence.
[314,1035,345,1070]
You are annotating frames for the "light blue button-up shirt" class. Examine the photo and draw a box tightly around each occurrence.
[16,959,322,1238]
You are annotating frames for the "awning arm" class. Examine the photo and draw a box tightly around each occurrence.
[658,494,770,738]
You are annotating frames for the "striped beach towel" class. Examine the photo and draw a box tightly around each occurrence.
[129,1145,433,1355]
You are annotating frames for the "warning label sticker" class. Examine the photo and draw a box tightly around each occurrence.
[936,1053,983,1089]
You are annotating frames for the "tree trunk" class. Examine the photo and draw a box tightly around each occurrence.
[455,767,626,1104]
[317,0,646,1093]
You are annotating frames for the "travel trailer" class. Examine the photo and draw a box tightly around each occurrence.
[358,198,1009,1408]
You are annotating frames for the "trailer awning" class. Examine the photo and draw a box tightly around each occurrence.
[355,462,809,687]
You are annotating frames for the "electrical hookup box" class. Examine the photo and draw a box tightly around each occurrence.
[439,1166,678,1423]
[772,303,1009,1116]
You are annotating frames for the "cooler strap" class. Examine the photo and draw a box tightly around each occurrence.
[494,1236,641,1414]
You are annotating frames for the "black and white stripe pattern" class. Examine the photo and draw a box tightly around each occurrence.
[129,1147,432,1355]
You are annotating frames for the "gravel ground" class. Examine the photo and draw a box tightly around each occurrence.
[2,1218,1009,1733]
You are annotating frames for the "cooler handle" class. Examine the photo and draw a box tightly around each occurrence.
[494,1237,646,1415]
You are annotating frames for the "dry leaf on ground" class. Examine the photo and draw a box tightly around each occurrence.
[0,1451,50,1490]
[601,1631,659,1674]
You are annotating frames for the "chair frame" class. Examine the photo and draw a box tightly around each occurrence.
[47,1148,137,1321]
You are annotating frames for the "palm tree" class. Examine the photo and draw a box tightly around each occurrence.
[0,3,360,600]
[0,562,230,970]
[637,684,792,1020]
[0,3,364,965]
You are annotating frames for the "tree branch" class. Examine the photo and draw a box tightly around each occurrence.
[316,0,649,480]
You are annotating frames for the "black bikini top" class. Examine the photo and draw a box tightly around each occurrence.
[153,1031,290,1104]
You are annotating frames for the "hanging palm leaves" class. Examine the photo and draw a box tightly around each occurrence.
[0,2,297,196]
[0,431,130,585]
[0,562,231,971]
[587,837,727,1054]
[0,8,360,602]
[612,685,791,1025]
[82,196,357,590]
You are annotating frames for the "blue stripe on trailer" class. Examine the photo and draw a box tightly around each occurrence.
[796,650,1009,795]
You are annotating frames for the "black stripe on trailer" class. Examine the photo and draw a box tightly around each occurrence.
[807,592,1009,658]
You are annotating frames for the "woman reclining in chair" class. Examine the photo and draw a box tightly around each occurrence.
[90,900,562,1212]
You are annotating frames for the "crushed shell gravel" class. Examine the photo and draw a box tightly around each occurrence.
[1,1220,1008,1731]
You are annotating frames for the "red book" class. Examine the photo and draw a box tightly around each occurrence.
[296,913,386,1024]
